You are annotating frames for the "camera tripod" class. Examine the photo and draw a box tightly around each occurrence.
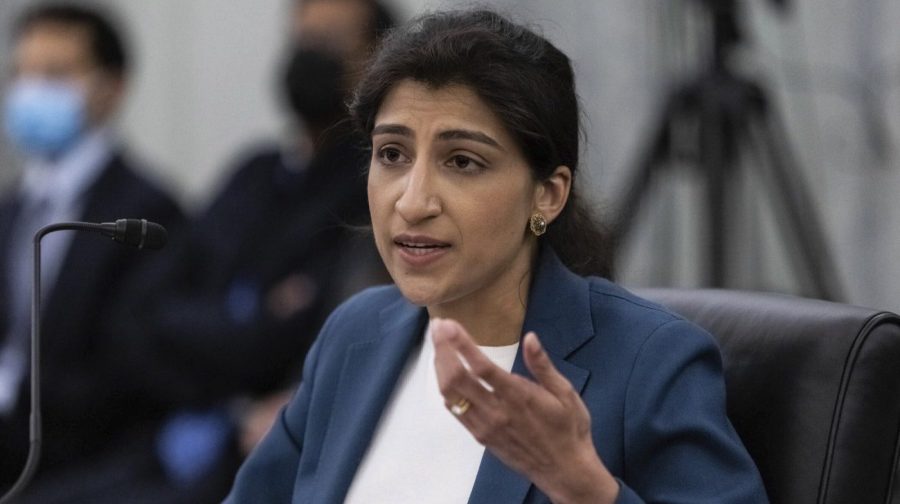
[612,0,843,300]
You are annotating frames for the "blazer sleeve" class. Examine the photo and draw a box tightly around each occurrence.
[224,333,324,503]
[616,319,768,503]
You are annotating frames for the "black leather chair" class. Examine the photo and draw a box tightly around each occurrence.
[635,288,900,504]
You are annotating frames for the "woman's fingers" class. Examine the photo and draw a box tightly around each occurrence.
[432,319,572,410]
[431,318,498,410]
[429,318,608,500]
[431,318,529,396]
[431,319,578,432]
[522,332,574,400]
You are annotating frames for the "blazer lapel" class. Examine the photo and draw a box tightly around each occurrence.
[311,295,428,503]
[468,248,595,504]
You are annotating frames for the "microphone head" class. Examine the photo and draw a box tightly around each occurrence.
[114,219,167,250]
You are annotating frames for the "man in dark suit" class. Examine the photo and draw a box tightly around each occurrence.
[0,4,183,500]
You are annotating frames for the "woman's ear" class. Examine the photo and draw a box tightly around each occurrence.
[533,165,572,224]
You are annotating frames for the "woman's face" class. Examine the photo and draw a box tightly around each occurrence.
[367,80,540,308]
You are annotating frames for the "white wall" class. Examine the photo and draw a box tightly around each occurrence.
[117,0,290,208]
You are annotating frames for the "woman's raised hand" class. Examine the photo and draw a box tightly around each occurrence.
[430,318,619,504]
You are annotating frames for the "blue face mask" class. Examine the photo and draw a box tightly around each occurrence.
[3,78,86,159]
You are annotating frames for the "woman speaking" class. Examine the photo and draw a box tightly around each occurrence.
[226,9,767,503]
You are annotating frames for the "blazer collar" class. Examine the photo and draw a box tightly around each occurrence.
[317,247,595,503]
[520,246,595,359]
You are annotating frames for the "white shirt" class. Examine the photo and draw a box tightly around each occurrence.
[344,327,520,503]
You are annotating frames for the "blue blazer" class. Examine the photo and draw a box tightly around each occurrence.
[225,249,767,503]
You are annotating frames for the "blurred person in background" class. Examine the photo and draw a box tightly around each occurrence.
[0,3,184,502]
[101,0,396,501]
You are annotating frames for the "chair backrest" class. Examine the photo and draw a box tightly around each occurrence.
[634,288,900,504]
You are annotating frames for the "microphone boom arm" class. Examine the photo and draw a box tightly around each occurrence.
[0,219,167,503]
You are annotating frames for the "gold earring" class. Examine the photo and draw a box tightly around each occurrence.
[529,212,547,236]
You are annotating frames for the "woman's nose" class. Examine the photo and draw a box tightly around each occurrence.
[395,161,441,223]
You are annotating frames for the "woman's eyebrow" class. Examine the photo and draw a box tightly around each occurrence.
[372,124,413,137]
[372,124,504,151]
[437,129,502,149]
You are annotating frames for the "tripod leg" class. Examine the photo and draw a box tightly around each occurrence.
[745,106,844,301]
[612,97,678,247]
[700,93,732,288]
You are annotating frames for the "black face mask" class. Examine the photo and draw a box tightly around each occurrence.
[281,46,347,133]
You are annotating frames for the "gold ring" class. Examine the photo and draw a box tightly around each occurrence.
[450,397,471,416]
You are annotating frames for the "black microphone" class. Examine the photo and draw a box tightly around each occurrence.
[0,219,168,504]
[101,219,168,250]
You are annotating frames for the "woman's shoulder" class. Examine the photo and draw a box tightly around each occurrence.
[582,276,717,354]
[586,277,681,324]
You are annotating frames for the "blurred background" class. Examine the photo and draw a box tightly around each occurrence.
[1,0,899,311]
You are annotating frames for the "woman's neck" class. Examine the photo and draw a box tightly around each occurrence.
[427,247,536,347]
[430,287,528,347]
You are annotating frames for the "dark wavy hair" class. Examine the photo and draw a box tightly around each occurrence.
[349,9,614,279]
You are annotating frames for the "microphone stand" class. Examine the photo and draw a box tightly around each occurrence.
[0,221,165,503]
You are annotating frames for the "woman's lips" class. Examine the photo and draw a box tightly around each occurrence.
[394,235,451,267]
